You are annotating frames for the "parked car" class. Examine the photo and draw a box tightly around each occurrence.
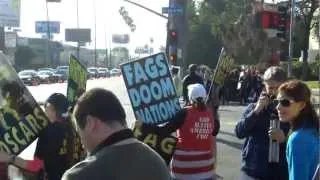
[110,68,121,77]
[37,70,60,83]
[87,67,99,78]
[38,68,55,72]
[18,70,40,86]
[37,71,51,84]
[56,66,69,71]
[54,69,68,82]
[98,68,110,78]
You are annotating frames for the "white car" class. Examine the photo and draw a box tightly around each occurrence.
[110,68,121,77]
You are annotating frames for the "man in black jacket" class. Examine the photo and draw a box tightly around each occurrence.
[182,64,203,105]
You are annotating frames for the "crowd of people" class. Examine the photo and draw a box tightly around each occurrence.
[220,67,264,105]
[0,63,318,180]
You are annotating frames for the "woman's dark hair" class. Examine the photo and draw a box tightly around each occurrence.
[1,81,24,98]
[278,80,319,131]
[65,108,85,166]
[192,97,206,111]
[45,93,69,118]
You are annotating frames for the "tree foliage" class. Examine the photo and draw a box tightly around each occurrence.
[111,47,129,67]
[185,1,223,68]
[186,0,319,70]
[14,46,35,69]
[294,0,319,80]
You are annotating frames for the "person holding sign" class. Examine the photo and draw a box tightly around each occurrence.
[182,64,204,105]
[0,93,83,180]
[141,83,217,179]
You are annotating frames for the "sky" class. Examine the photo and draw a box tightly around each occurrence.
[17,0,169,53]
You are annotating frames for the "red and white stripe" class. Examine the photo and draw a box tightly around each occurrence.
[170,150,215,180]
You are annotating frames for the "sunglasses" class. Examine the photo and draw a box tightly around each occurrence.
[273,99,293,107]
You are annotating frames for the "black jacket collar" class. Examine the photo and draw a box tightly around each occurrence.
[90,129,134,156]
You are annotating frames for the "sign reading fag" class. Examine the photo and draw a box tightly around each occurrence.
[0,53,49,154]
[133,122,176,165]
[121,53,181,124]
[67,55,87,105]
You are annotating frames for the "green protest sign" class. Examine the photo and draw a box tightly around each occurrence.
[0,52,49,154]
[67,55,87,105]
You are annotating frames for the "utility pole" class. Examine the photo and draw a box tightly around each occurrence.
[45,1,51,67]
[76,0,80,60]
[0,27,5,53]
[287,0,295,77]
[93,0,97,67]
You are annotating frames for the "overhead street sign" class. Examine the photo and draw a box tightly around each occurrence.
[65,28,91,43]
[162,6,183,15]
[35,21,60,34]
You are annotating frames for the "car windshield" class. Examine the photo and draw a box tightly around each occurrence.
[56,70,67,74]
[19,71,34,76]
[38,71,50,75]
[39,68,52,71]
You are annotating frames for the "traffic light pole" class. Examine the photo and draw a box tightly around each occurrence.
[287,0,295,78]
[168,0,188,73]
[0,27,5,53]
[45,1,51,67]
[123,0,168,19]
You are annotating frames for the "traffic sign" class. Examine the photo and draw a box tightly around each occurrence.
[35,21,60,34]
[162,7,183,15]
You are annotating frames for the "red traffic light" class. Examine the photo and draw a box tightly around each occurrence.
[171,31,177,37]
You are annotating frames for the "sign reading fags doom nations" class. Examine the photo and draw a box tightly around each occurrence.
[121,53,181,124]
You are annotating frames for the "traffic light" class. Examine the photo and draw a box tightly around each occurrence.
[168,45,177,65]
[168,29,178,45]
[169,54,177,65]
[167,29,178,65]
[276,5,288,40]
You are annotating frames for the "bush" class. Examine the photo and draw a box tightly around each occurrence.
[291,60,319,80]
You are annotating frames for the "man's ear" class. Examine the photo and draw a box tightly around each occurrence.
[86,115,99,132]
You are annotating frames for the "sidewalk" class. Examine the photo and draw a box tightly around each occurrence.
[311,89,319,115]
[311,89,319,104]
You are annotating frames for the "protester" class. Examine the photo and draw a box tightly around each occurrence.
[171,66,182,97]
[62,88,170,180]
[235,66,290,180]
[141,83,217,179]
[0,81,33,133]
[0,93,83,180]
[276,80,319,180]
[203,68,220,136]
[182,64,204,105]
[0,81,35,179]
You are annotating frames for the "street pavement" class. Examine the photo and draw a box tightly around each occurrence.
[17,76,245,179]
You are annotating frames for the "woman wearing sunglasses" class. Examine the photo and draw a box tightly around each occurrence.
[276,80,319,180]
